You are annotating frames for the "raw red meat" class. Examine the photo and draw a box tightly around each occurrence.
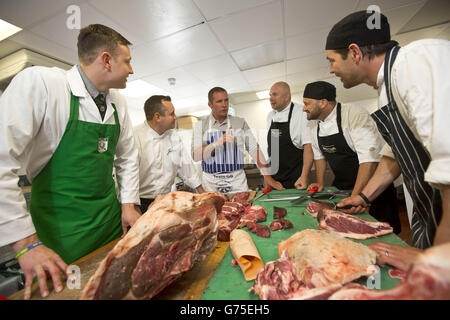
[217,201,246,241]
[246,221,270,238]
[80,191,225,300]
[388,268,408,280]
[317,209,393,239]
[306,202,334,218]
[270,220,283,231]
[329,242,450,300]
[238,205,267,228]
[273,207,287,219]
[229,191,250,207]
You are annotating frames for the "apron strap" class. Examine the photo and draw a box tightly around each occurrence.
[384,46,401,107]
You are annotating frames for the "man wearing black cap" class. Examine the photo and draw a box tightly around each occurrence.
[325,10,450,255]
[303,81,400,233]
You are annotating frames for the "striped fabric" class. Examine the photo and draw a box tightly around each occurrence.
[201,129,245,174]
[371,46,442,249]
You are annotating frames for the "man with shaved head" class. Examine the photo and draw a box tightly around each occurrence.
[266,81,313,189]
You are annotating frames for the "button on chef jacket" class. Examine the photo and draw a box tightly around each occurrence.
[134,121,201,198]
[310,103,384,164]
[376,39,450,188]
[0,65,140,247]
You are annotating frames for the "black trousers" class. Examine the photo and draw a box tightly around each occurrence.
[140,198,155,213]
[369,183,402,234]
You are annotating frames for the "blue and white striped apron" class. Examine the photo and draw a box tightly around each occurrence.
[201,117,245,174]
[371,46,442,249]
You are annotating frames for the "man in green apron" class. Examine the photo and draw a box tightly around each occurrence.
[0,24,141,299]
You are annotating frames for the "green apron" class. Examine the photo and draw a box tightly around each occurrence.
[29,93,122,264]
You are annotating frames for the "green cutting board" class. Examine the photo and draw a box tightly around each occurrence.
[201,187,408,300]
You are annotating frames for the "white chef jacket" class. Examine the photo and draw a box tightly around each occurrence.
[0,65,140,247]
[376,39,450,187]
[310,103,384,164]
[134,121,201,198]
[266,101,311,151]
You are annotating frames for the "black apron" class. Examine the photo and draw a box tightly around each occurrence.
[371,46,442,249]
[318,103,401,234]
[267,103,303,188]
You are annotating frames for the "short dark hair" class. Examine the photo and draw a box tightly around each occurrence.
[208,87,227,103]
[334,40,398,60]
[77,24,131,65]
[144,95,171,120]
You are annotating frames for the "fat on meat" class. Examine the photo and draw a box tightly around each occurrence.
[306,202,334,218]
[329,242,450,300]
[317,209,393,239]
[80,191,225,300]
[251,229,378,300]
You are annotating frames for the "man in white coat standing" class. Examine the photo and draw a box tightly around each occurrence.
[134,95,205,213]
[0,24,141,299]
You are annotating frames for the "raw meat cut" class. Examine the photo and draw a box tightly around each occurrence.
[80,191,225,300]
[229,191,250,207]
[278,229,377,287]
[238,205,267,228]
[329,242,450,300]
[306,202,334,217]
[246,221,270,238]
[270,218,293,231]
[317,209,393,239]
[251,229,377,300]
[217,201,246,241]
[270,220,283,231]
[388,268,408,280]
[273,207,287,219]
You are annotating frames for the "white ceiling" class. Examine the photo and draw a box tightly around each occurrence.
[0,0,449,117]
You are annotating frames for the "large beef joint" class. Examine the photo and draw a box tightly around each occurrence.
[80,191,225,300]
[317,209,393,239]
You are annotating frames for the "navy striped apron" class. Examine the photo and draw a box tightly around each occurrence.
[201,117,245,174]
[370,46,442,249]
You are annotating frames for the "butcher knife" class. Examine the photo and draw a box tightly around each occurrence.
[251,187,272,204]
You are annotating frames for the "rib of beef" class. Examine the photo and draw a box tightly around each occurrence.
[80,191,225,300]
[317,209,393,239]
[329,242,450,300]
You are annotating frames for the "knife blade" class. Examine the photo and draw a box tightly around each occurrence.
[251,187,272,204]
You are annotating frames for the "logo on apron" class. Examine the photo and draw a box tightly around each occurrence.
[271,129,282,137]
[98,137,108,153]
[321,144,337,153]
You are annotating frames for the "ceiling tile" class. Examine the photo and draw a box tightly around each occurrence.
[0,0,75,29]
[243,62,285,83]
[399,0,450,33]
[286,27,330,60]
[209,1,283,51]
[356,0,425,12]
[286,53,329,75]
[393,22,450,45]
[182,54,240,81]
[205,73,253,94]
[284,0,357,37]
[231,39,284,71]
[29,2,140,51]
[249,76,287,92]
[88,0,203,42]
[142,67,204,92]
[154,23,226,67]
[193,0,273,20]
[384,1,427,35]
[129,42,176,80]
[286,67,330,89]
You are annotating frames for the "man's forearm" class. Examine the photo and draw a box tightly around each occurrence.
[352,162,378,196]
[361,156,401,202]
[193,143,215,162]
[300,143,313,178]
[314,159,327,186]
[434,185,450,245]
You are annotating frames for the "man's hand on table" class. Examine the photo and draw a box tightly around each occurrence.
[368,242,422,272]
[121,203,142,236]
[12,234,68,300]
[264,176,285,190]
[336,194,368,214]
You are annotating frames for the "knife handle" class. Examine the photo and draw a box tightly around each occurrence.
[262,187,272,194]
